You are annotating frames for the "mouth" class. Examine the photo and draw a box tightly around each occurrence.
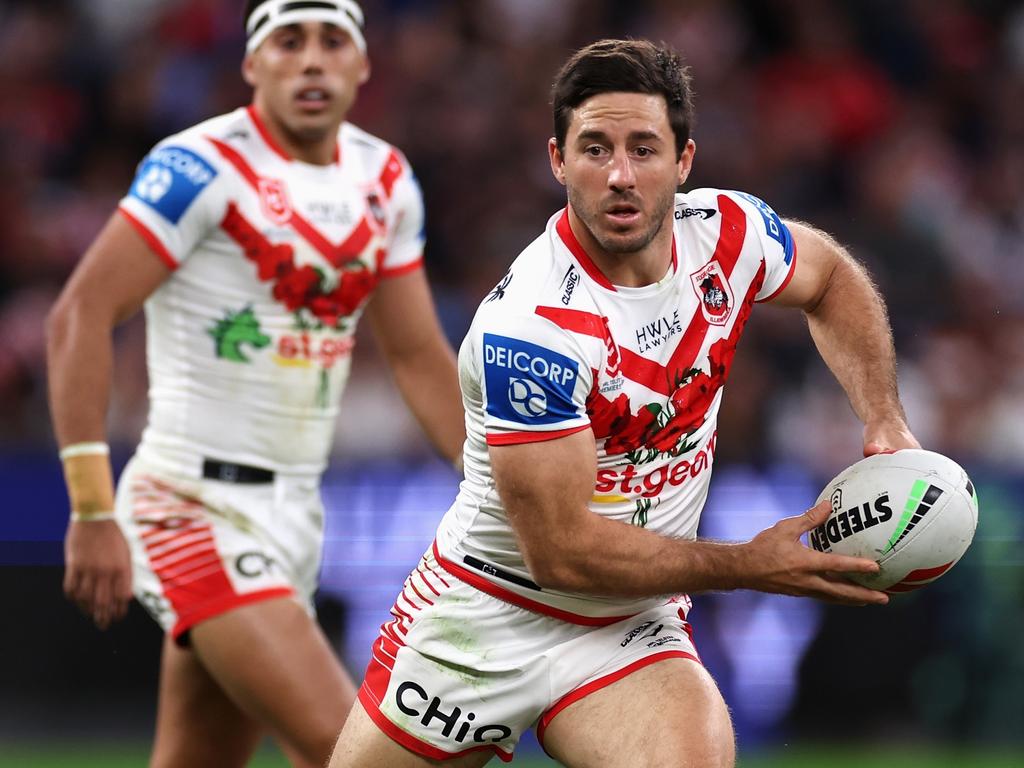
[294,87,331,112]
[604,202,642,227]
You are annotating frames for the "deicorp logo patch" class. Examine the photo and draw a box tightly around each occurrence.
[129,145,217,224]
[483,333,579,425]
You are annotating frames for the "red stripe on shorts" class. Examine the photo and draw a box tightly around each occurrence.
[131,475,293,640]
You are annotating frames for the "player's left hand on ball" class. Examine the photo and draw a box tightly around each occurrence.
[63,520,133,630]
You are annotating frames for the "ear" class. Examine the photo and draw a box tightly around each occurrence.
[678,139,696,186]
[548,138,566,187]
[241,54,257,88]
[358,53,371,86]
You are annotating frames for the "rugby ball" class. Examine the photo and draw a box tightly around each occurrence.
[808,449,978,593]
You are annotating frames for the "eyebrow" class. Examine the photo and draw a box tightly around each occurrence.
[575,129,664,143]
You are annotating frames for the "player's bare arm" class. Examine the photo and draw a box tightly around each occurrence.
[365,269,465,466]
[770,221,921,456]
[46,212,173,629]
[490,429,888,605]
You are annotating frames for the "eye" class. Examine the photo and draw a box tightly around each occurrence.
[323,32,349,49]
[634,146,654,157]
[584,145,605,157]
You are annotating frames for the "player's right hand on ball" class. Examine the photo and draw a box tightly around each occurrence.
[743,499,889,606]
[64,520,133,629]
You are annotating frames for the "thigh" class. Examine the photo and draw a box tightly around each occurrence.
[542,658,735,768]
[329,699,494,768]
[190,596,356,768]
[151,634,264,768]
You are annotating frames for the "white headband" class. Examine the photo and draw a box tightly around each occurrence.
[246,0,366,54]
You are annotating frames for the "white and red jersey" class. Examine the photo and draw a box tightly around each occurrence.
[435,189,796,622]
[119,106,424,476]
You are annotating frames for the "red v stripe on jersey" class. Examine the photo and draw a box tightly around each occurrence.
[536,194,748,396]
[665,194,746,378]
[206,136,403,269]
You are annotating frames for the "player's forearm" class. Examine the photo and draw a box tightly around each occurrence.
[522,512,751,596]
[46,296,118,511]
[388,340,465,464]
[805,255,906,425]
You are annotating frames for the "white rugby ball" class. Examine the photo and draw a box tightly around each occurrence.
[809,449,978,593]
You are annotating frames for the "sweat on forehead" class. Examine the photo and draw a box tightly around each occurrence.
[245,0,366,54]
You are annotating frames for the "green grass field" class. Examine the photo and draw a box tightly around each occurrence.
[1,745,1022,767]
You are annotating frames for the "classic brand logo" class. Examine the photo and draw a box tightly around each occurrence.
[560,266,579,306]
[674,207,716,220]
[690,260,734,326]
[483,333,579,425]
[258,178,292,225]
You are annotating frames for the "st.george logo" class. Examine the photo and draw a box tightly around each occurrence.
[508,378,546,418]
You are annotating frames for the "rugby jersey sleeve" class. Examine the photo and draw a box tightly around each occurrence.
[724,190,797,302]
[117,137,228,269]
[378,149,425,278]
[472,309,595,446]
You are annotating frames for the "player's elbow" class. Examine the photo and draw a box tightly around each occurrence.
[47,284,118,353]
[45,291,77,355]
[520,538,592,592]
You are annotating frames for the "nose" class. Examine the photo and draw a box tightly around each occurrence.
[301,40,326,73]
[607,152,636,193]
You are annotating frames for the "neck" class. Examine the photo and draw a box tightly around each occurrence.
[250,100,339,165]
[567,205,674,288]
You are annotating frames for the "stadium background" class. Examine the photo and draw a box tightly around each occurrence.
[1,0,1022,765]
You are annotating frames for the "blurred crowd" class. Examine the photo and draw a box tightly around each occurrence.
[2,0,1022,474]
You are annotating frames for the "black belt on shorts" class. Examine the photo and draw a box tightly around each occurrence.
[202,458,275,484]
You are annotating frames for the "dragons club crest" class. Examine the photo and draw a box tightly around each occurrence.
[690,260,735,326]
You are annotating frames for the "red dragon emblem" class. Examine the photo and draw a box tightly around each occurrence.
[690,260,734,326]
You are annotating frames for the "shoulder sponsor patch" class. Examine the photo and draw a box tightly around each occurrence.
[483,333,579,425]
[129,145,217,224]
[734,192,794,264]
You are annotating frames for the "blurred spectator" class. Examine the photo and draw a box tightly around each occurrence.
[3,0,1021,469]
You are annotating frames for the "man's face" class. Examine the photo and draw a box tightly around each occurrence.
[550,91,694,256]
[243,21,369,144]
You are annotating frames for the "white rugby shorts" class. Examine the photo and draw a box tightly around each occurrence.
[359,547,700,763]
[114,455,323,642]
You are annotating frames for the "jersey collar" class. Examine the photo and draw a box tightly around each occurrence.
[246,104,341,165]
[555,207,677,291]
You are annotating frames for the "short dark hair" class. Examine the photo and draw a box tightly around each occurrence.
[551,39,695,158]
